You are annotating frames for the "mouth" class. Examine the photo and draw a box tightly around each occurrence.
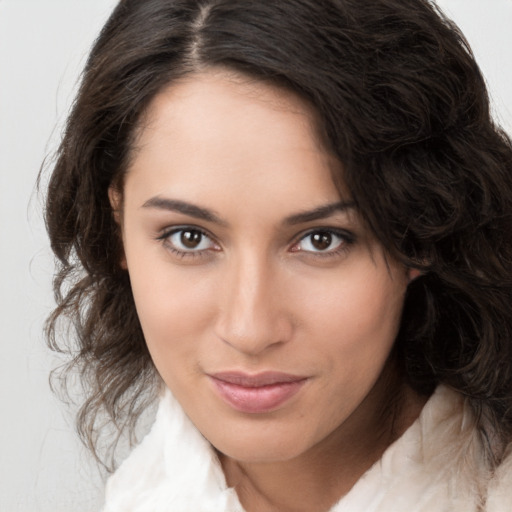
[208,371,308,414]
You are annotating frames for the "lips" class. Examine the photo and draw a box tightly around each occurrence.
[208,371,307,414]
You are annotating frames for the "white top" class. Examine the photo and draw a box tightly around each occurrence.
[103,385,512,511]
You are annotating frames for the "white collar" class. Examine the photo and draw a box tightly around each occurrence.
[103,385,504,512]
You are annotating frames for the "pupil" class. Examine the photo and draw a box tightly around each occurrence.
[312,232,332,250]
[181,230,202,249]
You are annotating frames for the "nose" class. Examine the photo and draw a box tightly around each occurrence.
[214,254,294,356]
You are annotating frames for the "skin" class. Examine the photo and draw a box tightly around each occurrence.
[112,70,425,512]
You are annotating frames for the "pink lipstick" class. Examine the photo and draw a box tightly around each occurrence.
[208,371,307,414]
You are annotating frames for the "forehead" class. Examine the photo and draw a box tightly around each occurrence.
[137,70,331,158]
[125,70,349,215]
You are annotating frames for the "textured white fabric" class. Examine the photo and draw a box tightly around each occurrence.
[103,386,512,512]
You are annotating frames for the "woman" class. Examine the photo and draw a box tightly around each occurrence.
[45,0,512,510]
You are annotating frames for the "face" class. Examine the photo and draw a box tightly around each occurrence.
[115,71,412,464]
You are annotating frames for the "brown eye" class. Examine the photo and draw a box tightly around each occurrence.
[165,228,217,253]
[311,232,332,251]
[180,229,203,249]
[293,229,351,254]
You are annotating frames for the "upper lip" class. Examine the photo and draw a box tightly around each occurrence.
[209,371,308,387]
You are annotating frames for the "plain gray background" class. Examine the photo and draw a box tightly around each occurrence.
[1,1,511,511]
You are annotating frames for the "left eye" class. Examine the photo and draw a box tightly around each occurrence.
[294,230,346,253]
[166,228,216,252]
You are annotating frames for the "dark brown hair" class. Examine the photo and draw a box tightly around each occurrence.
[45,0,512,469]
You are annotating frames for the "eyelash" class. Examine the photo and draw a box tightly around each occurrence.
[156,226,219,260]
[291,228,356,259]
[156,226,356,260]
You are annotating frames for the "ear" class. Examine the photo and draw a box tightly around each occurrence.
[407,268,423,282]
[108,186,128,270]
[108,186,123,225]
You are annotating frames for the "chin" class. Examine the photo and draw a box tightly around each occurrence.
[208,422,313,464]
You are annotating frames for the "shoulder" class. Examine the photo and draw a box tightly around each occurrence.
[331,386,507,512]
[419,386,512,511]
[102,388,243,512]
[486,446,512,511]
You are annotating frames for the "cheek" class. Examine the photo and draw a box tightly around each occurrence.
[126,253,218,369]
[299,265,405,340]
[294,263,407,385]
[294,266,407,421]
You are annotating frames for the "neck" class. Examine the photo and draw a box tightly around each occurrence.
[219,364,428,512]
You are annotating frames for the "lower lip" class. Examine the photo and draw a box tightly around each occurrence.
[209,378,307,414]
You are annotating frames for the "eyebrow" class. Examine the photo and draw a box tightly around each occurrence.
[142,196,356,226]
[283,200,356,225]
[142,197,227,226]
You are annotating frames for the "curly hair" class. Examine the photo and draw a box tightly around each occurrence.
[45,0,512,470]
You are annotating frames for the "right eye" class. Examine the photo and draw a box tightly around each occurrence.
[158,227,220,257]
